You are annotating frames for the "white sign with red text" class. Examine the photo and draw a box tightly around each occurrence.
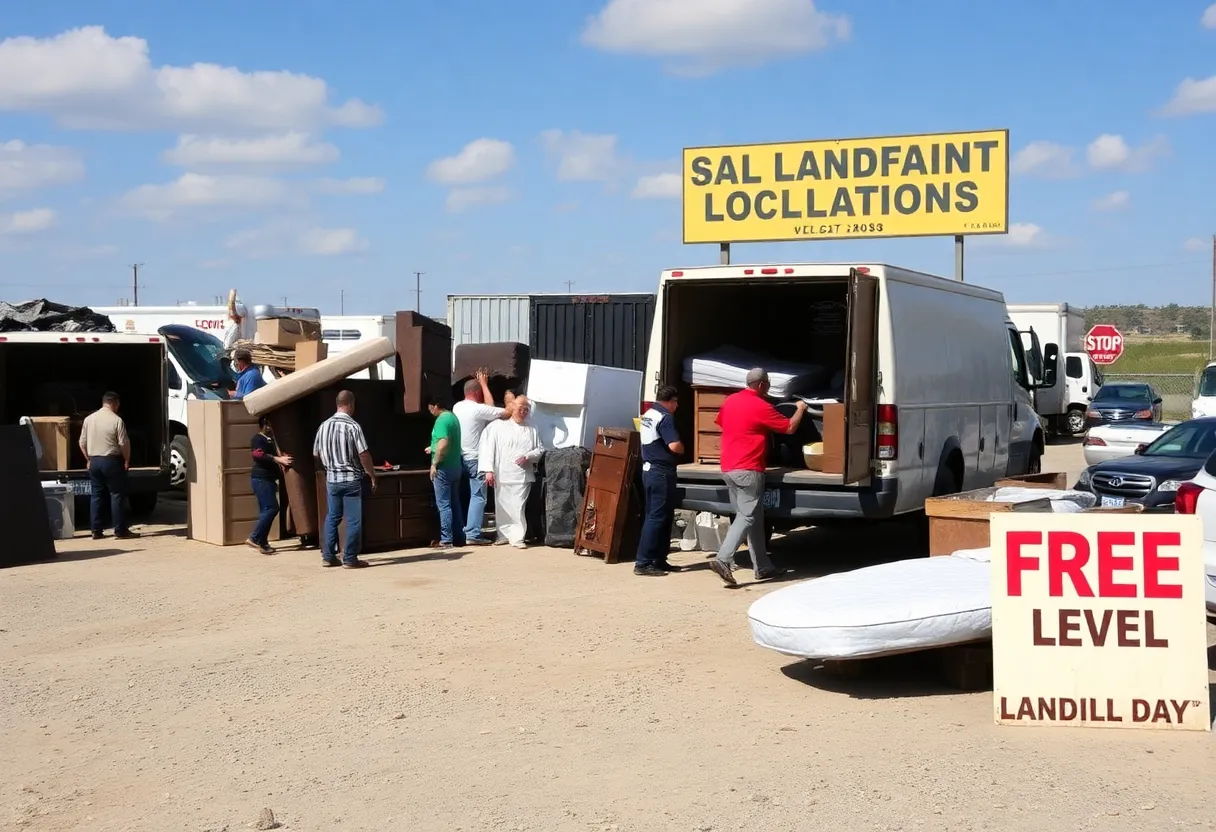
[990,513,1209,731]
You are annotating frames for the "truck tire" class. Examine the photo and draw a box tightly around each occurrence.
[169,435,190,490]
[1066,406,1086,435]
[128,492,158,517]
[1028,435,1044,474]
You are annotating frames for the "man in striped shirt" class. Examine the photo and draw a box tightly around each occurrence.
[313,390,378,568]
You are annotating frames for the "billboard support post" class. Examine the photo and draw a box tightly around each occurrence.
[719,242,730,265]
[954,235,965,282]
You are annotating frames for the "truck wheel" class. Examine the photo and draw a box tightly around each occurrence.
[1028,441,1043,475]
[1066,407,1086,435]
[128,492,158,517]
[169,435,190,490]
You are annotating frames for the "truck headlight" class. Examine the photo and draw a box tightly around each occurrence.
[1157,480,1183,492]
[1078,469,1091,486]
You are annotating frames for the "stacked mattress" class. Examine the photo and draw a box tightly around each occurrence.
[682,346,832,398]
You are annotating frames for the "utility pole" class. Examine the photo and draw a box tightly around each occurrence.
[130,262,144,305]
[413,271,424,313]
[340,289,345,315]
[281,296,288,306]
[1210,234,1215,360]
[563,280,575,293]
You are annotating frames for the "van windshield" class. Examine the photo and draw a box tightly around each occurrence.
[158,324,236,389]
[1199,367,1216,397]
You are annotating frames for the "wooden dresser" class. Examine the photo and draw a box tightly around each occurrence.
[692,386,733,464]
[315,469,437,552]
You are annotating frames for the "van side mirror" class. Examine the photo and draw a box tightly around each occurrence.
[1037,344,1059,390]
[1153,397,1163,405]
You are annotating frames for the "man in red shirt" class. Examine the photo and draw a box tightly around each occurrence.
[709,368,808,586]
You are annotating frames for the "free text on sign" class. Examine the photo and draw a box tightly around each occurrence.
[682,129,1009,245]
[990,513,1209,731]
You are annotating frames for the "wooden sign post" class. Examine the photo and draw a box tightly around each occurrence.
[990,513,1210,731]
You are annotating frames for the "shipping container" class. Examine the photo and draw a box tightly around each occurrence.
[530,294,655,373]
[447,294,531,358]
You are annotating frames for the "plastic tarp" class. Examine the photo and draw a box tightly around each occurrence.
[748,549,993,661]
[0,299,116,333]
[241,336,394,417]
[543,446,591,548]
[986,487,1097,513]
[682,346,829,398]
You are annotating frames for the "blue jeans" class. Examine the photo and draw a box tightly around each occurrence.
[635,466,677,569]
[89,455,128,534]
[462,456,488,541]
[323,478,367,564]
[433,465,465,545]
[249,477,279,546]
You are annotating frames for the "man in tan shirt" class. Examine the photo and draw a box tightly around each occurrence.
[79,392,139,540]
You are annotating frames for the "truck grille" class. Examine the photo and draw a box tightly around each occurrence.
[1099,408,1136,421]
[1090,472,1154,498]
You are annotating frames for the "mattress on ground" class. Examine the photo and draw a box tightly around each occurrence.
[748,549,992,661]
[682,346,828,398]
[242,336,395,417]
[453,342,530,384]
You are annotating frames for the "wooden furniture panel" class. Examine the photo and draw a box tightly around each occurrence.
[188,400,282,546]
[692,385,732,465]
[574,428,641,563]
[993,472,1068,490]
[396,312,453,414]
[314,469,437,552]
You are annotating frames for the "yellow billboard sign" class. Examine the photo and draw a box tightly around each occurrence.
[682,129,1008,244]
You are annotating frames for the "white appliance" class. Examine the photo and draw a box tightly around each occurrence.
[525,359,643,450]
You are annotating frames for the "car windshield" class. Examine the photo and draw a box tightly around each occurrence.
[158,324,236,388]
[1198,367,1216,397]
[1093,384,1150,403]
[1143,421,1216,458]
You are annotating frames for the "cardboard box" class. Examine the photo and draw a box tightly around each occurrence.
[808,403,845,474]
[29,416,71,471]
[294,340,328,369]
[256,318,321,348]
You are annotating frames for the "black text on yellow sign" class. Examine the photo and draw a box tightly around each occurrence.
[681,130,1009,245]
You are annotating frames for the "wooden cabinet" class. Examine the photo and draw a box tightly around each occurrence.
[396,312,452,414]
[692,386,731,464]
[314,469,437,552]
[187,400,283,546]
[574,428,641,563]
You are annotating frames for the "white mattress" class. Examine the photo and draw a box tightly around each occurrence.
[987,486,1096,512]
[748,549,993,661]
[682,346,828,398]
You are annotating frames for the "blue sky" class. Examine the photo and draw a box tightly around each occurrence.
[0,0,1214,316]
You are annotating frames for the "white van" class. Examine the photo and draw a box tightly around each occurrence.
[642,262,1056,524]
[320,315,396,380]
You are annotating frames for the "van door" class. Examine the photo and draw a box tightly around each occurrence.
[844,269,879,484]
[1005,326,1040,473]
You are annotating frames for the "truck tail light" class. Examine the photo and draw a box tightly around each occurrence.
[1083,436,1106,447]
[877,404,898,460]
[1175,481,1203,514]
[640,401,653,415]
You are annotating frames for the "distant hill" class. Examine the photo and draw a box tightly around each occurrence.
[1083,305,1210,340]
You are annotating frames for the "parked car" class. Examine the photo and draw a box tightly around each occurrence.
[1082,421,1173,466]
[1171,456,1216,618]
[1075,417,1216,511]
[1084,382,1163,430]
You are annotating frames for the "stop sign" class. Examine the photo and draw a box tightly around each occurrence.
[1085,324,1124,365]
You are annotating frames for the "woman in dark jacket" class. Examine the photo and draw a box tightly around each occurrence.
[248,416,292,554]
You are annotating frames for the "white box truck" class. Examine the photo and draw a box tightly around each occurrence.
[643,263,1056,527]
[1006,303,1097,434]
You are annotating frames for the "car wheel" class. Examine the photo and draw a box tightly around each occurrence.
[1066,407,1086,435]
[169,435,190,490]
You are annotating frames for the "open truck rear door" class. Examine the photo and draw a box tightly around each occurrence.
[844,269,879,484]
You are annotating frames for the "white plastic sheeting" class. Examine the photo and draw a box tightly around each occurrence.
[748,550,993,661]
[682,346,828,398]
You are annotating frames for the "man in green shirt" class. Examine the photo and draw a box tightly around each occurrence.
[427,396,465,547]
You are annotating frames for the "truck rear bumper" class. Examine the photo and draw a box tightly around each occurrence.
[678,475,900,520]
[41,468,169,495]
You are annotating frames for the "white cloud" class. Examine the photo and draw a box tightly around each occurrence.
[582,0,849,75]
[120,173,291,221]
[0,27,383,133]
[1160,75,1216,116]
[199,257,230,269]
[1184,236,1210,252]
[0,207,56,234]
[541,129,630,183]
[426,138,515,184]
[632,172,681,199]
[1085,134,1168,172]
[445,186,513,213]
[162,132,339,168]
[314,176,385,195]
[1010,141,1077,178]
[1091,190,1130,212]
[1203,4,1216,28]
[226,221,368,257]
[972,222,1055,250]
[0,140,85,196]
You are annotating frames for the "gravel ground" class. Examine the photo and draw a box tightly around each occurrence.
[2,442,1213,832]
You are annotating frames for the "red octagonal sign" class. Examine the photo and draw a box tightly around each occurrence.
[1085,324,1124,365]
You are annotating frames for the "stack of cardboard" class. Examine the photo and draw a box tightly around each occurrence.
[247,316,327,373]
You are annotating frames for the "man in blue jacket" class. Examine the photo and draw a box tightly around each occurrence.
[232,348,266,399]
[635,384,684,577]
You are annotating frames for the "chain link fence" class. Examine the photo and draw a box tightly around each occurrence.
[1103,373,1195,421]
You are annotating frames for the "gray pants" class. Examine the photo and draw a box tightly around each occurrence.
[714,470,774,576]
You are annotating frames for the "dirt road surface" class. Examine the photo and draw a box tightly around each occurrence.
[3,442,1213,831]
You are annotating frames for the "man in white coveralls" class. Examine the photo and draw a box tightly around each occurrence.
[479,395,544,548]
